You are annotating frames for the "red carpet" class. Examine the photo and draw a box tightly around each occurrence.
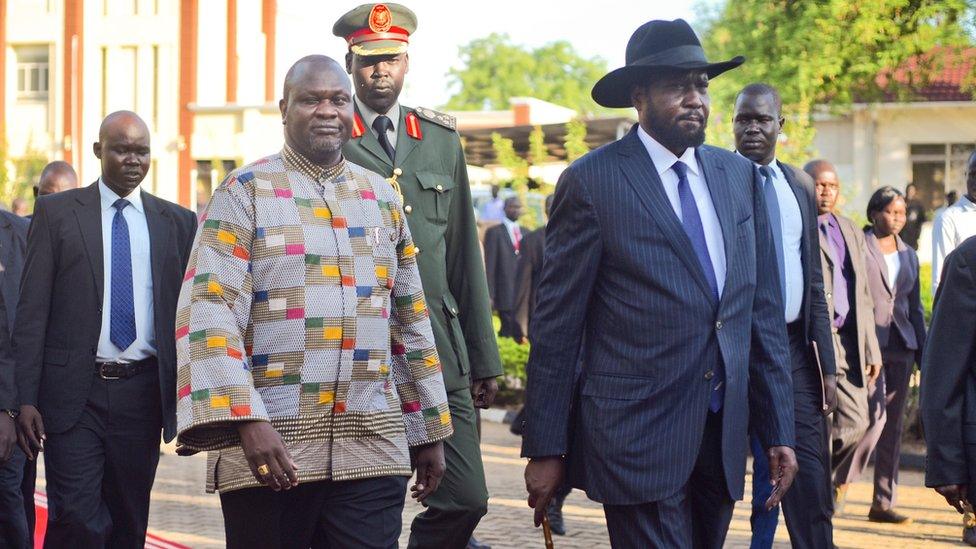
[34,490,191,549]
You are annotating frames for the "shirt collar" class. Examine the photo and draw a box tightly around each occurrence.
[818,212,837,227]
[637,125,700,178]
[355,96,400,135]
[281,144,346,183]
[955,195,976,211]
[502,217,519,229]
[736,151,783,181]
[99,178,144,213]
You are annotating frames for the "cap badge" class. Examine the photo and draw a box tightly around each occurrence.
[369,4,393,33]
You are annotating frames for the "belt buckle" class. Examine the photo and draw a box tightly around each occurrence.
[99,363,122,380]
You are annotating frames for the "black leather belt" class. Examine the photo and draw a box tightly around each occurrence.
[97,356,157,380]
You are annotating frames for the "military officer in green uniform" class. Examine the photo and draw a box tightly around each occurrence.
[334,5,503,549]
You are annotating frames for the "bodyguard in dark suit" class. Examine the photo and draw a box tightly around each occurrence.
[806,160,884,512]
[0,290,27,548]
[921,235,976,523]
[513,194,554,343]
[14,111,196,548]
[0,209,30,549]
[856,187,927,524]
[484,197,524,339]
[733,84,837,549]
[522,20,798,548]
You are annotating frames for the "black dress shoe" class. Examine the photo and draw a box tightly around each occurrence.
[964,526,976,547]
[868,507,912,524]
[466,536,491,549]
[547,497,567,536]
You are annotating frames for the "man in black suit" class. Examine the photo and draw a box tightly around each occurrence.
[921,235,976,543]
[484,196,524,339]
[523,19,798,548]
[0,294,16,464]
[14,111,197,548]
[0,204,29,548]
[513,194,553,343]
[733,84,837,549]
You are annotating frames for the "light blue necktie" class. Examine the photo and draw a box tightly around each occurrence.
[760,165,786,308]
[110,198,136,351]
[673,161,724,412]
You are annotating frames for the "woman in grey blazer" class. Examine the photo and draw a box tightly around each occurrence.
[861,186,927,524]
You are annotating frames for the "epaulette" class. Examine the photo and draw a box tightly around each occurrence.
[413,106,457,132]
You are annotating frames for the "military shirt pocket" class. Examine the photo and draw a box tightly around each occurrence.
[416,172,456,225]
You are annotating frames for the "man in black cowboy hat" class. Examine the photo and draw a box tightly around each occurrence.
[521,19,798,547]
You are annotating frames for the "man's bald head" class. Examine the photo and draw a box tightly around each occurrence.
[282,55,349,104]
[805,159,841,215]
[803,159,836,181]
[93,110,151,197]
[98,110,149,143]
[35,161,78,197]
[279,55,353,167]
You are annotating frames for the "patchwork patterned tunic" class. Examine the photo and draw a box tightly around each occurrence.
[175,146,452,493]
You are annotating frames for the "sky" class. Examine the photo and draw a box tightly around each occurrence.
[277,0,710,109]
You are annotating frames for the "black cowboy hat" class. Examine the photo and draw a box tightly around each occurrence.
[591,19,745,108]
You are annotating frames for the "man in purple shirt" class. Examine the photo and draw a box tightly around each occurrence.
[806,160,883,517]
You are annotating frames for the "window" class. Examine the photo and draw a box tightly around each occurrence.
[910,143,976,209]
[14,46,49,100]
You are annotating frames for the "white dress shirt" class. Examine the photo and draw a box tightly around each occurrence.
[751,157,804,323]
[884,250,901,286]
[932,194,976,293]
[638,126,727,298]
[355,96,399,150]
[501,217,522,251]
[97,179,156,362]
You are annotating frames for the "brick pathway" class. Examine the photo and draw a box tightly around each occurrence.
[33,421,967,548]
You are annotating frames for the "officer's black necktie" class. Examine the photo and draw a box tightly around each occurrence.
[372,115,395,161]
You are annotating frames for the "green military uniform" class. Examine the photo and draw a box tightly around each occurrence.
[335,4,503,548]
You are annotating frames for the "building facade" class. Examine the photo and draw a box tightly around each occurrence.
[1,0,277,208]
[812,48,976,213]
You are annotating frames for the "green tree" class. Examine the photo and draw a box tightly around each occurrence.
[491,132,528,190]
[445,33,610,115]
[699,0,975,164]
[564,119,590,163]
[528,125,549,166]
[0,137,47,209]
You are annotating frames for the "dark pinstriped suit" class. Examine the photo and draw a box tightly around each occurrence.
[521,127,795,547]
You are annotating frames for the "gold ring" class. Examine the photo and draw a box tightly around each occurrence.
[257,464,270,476]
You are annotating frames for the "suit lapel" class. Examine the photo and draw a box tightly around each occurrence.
[864,231,893,294]
[818,227,834,269]
[142,191,171,315]
[698,148,735,306]
[393,106,419,166]
[617,130,715,303]
[895,238,913,296]
[75,182,105,304]
[353,105,394,168]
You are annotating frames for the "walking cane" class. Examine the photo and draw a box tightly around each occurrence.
[542,513,555,549]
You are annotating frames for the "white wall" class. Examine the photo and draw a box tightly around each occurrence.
[814,103,976,215]
[196,0,227,108]
[80,0,180,199]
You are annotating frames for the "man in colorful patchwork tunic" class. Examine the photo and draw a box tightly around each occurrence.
[175,55,452,549]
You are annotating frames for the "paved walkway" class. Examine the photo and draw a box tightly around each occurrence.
[33,421,968,547]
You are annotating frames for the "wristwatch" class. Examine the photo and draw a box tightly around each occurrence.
[1,409,18,420]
